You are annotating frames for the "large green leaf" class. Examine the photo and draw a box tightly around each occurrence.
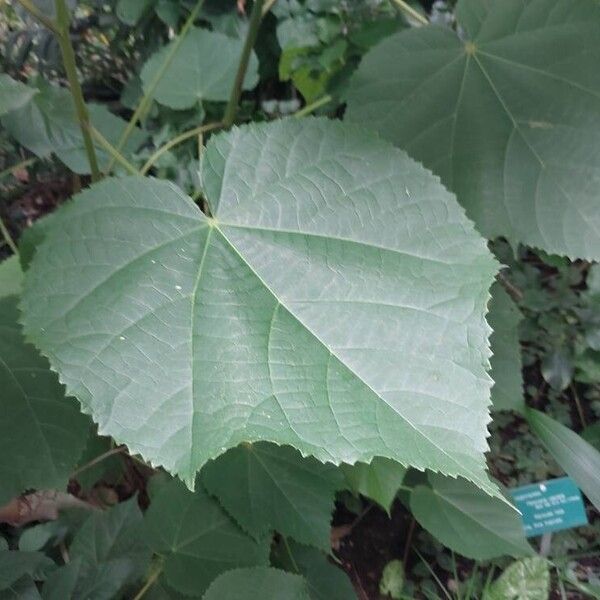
[202,442,342,550]
[341,457,407,513]
[21,119,499,494]
[526,408,600,511]
[0,296,90,505]
[68,497,151,600]
[483,557,550,600]
[488,282,524,412]
[345,0,600,260]
[202,568,311,600]
[144,478,270,596]
[141,28,259,109]
[0,75,37,116]
[410,473,533,560]
[41,560,81,600]
[2,83,145,174]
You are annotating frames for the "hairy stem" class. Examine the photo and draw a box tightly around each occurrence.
[222,0,265,128]
[141,121,222,175]
[108,0,205,171]
[54,0,101,181]
[391,0,428,26]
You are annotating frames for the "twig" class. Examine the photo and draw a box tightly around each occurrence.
[0,215,18,256]
[497,270,523,302]
[391,0,428,26]
[54,0,101,181]
[0,157,37,183]
[132,564,163,600]
[88,126,139,175]
[261,0,278,16]
[570,383,587,428]
[222,0,265,128]
[402,518,416,569]
[16,0,60,34]
[294,94,332,118]
[140,121,221,174]
[108,0,206,171]
[71,445,127,478]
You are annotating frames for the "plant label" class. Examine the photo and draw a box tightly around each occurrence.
[510,477,588,537]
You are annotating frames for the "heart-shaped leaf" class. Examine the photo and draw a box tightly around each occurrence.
[141,28,259,110]
[21,119,499,494]
[345,0,600,260]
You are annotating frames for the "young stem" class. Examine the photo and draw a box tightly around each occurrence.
[108,0,206,172]
[294,94,332,118]
[132,563,163,600]
[88,126,139,175]
[140,121,222,175]
[391,0,428,26]
[16,0,60,34]
[261,0,278,16]
[70,445,127,478]
[222,0,265,128]
[53,0,101,181]
[0,216,18,256]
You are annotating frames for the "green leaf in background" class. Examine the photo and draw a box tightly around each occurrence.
[141,28,259,110]
[202,568,311,600]
[40,560,81,600]
[68,497,151,600]
[541,350,573,392]
[2,83,145,174]
[410,473,533,560]
[488,282,524,412]
[21,118,499,495]
[116,0,156,25]
[0,576,42,600]
[73,428,124,491]
[379,559,405,600]
[144,478,270,596]
[0,296,90,505]
[483,557,549,600]
[345,0,600,260]
[341,457,407,513]
[526,408,600,511]
[0,551,53,590]
[0,74,37,116]
[273,540,355,600]
[581,421,600,451]
[0,257,23,299]
[202,442,342,551]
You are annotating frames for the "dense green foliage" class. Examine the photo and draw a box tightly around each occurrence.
[1,0,600,598]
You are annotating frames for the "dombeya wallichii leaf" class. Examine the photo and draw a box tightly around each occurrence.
[410,473,533,560]
[21,119,499,495]
[202,442,342,551]
[0,297,90,505]
[345,0,600,260]
[140,27,259,110]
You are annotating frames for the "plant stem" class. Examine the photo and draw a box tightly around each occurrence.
[88,126,139,175]
[140,121,222,175]
[391,0,428,26]
[222,0,265,128]
[282,536,300,573]
[16,0,60,34]
[70,445,127,478]
[53,0,101,181]
[570,383,587,428]
[108,0,205,172]
[0,216,18,256]
[0,157,37,182]
[294,94,332,118]
[261,0,278,16]
[132,564,163,600]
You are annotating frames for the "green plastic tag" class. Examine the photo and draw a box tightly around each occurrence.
[510,477,588,537]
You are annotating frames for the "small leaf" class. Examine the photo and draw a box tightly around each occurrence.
[483,557,549,600]
[116,0,155,25]
[410,473,533,560]
[144,478,270,596]
[141,28,259,109]
[341,457,407,513]
[21,119,500,496]
[541,350,573,391]
[0,74,36,115]
[69,497,151,600]
[0,257,23,299]
[0,296,90,505]
[345,0,600,260]
[379,560,405,600]
[488,282,524,412]
[526,408,600,511]
[202,568,311,600]
[202,442,342,551]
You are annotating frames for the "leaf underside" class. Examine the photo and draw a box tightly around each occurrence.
[21,118,499,495]
[345,0,600,260]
